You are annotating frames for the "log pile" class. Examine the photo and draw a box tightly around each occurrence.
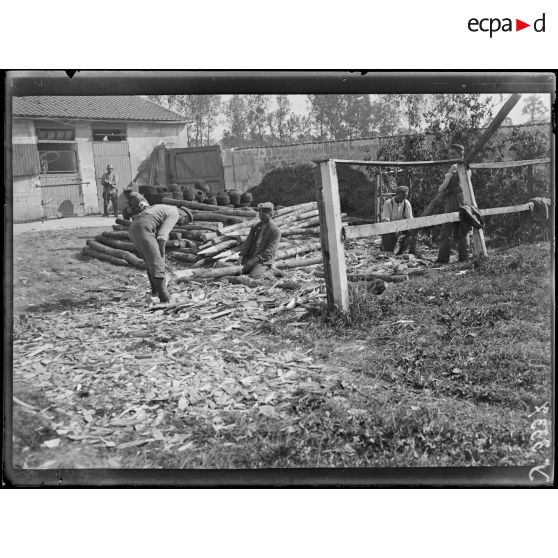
[83,199,329,276]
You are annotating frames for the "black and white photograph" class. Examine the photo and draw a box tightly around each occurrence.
[4,71,554,486]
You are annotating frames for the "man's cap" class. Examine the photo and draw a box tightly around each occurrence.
[450,144,465,153]
[123,184,133,192]
[394,185,409,194]
[107,164,114,169]
[257,202,274,212]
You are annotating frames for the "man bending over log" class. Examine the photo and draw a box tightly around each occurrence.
[380,185,413,254]
[129,204,193,302]
[240,202,281,279]
[122,184,149,220]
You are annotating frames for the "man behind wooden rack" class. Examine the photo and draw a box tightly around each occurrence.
[380,185,413,254]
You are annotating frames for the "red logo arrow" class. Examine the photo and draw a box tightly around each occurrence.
[516,19,530,31]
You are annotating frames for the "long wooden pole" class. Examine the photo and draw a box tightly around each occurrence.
[315,160,348,312]
[463,93,522,165]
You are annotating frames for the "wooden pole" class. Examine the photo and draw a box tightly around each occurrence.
[463,94,521,165]
[457,164,487,258]
[315,160,348,311]
[375,171,382,223]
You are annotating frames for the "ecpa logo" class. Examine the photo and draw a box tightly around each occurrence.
[468,13,546,37]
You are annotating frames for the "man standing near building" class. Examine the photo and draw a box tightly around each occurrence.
[240,202,281,279]
[380,185,413,253]
[436,144,469,263]
[101,164,119,218]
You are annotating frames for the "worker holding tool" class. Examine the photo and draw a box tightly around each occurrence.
[240,202,281,279]
[380,185,413,253]
[101,164,119,218]
[436,144,470,263]
[129,204,193,303]
[122,185,149,220]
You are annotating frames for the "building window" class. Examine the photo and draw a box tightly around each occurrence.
[92,128,127,141]
[38,143,78,173]
[37,128,75,141]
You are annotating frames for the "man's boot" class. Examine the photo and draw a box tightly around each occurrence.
[436,239,451,263]
[457,236,469,262]
[152,277,170,303]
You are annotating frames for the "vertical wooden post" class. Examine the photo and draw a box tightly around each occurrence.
[457,163,487,258]
[375,170,382,223]
[315,160,349,311]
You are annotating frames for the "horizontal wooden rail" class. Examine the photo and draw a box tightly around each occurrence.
[329,158,462,167]
[470,158,551,169]
[344,203,533,239]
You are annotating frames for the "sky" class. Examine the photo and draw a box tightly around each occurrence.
[212,93,551,139]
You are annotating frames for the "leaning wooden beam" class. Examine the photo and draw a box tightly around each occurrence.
[470,158,551,169]
[315,160,349,311]
[464,93,521,165]
[344,203,533,239]
[457,164,487,257]
[329,158,462,167]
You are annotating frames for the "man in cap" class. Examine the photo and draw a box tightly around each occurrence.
[101,164,119,218]
[380,185,413,253]
[122,184,150,221]
[436,144,469,263]
[240,202,281,279]
[129,204,193,303]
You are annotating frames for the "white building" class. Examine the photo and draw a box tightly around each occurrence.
[11,96,188,221]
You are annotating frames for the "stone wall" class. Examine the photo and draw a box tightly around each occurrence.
[223,137,382,192]
[222,124,551,193]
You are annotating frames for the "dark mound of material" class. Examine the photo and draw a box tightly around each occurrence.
[248,161,376,218]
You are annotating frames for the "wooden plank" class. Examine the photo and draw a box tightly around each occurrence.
[527,165,534,197]
[315,161,348,311]
[480,203,532,216]
[470,158,551,169]
[329,158,462,167]
[457,164,487,257]
[344,203,533,239]
[464,93,521,165]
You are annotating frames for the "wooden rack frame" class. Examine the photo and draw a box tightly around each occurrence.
[314,157,548,311]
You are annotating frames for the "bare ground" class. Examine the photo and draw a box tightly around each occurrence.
[8,227,553,472]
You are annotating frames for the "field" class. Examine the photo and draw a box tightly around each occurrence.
[8,226,553,475]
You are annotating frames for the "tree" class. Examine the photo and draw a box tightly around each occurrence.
[222,95,248,146]
[272,95,292,144]
[147,95,222,146]
[307,94,374,140]
[245,95,272,144]
[522,95,548,123]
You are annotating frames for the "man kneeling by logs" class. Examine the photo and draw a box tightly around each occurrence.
[129,204,193,302]
[240,202,281,279]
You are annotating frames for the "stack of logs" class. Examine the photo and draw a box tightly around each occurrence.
[83,198,338,281]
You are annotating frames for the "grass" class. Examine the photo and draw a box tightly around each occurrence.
[8,229,553,472]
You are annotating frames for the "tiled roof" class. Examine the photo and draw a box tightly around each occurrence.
[12,96,185,122]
